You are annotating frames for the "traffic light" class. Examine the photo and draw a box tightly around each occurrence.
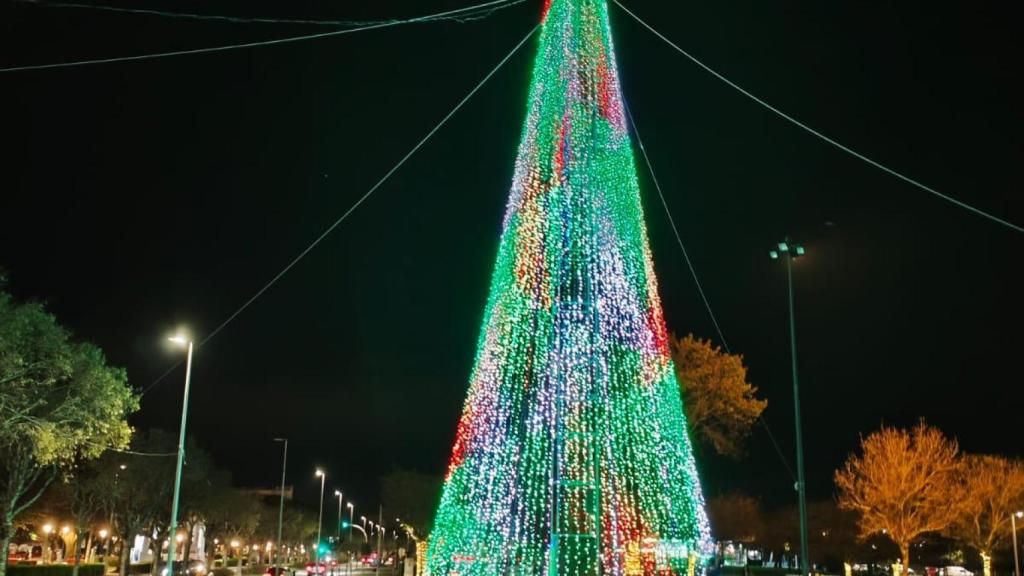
[341,520,350,529]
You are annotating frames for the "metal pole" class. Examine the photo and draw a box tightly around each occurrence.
[1012,513,1021,576]
[165,341,194,574]
[375,507,382,576]
[275,439,288,568]
[316,474,326,568]
[786,249,811,576]
[337,494,343,541]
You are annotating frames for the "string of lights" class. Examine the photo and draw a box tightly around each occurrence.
[0,0,529,73]
[12,0,528,27]
[138,24,541,399]
[612,0,1023,236]
[426,1,711,574]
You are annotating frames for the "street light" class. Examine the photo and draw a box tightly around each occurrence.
[165,333,195,570]
[346,504,354,544]
[273,438,288,568]
[315,470,326,567]
[1012,511,1023,576]
[334,491,344,542]
[770,239,810,576]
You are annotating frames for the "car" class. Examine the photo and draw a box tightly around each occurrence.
[939,567,973,576]
[264,567,291,576]
[304,562,328,575]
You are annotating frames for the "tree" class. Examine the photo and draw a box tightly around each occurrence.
[67,463,111,576]
[177,441,217,564]
[765,500,866,572]
[1,290,138,576]
[944,455,1024,576]
[706,493,764,543]
[103,432,175,576]
[202,486,260,553]
[835,422,962,575]
[670,334,767,458]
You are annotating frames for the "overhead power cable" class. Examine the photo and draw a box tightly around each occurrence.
[612,0,1023,235]
[140,23,541,397]
[12,0,527,27]
[624,100,797,484]
[0,0,528,73]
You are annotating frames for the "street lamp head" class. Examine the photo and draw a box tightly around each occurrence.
[769,250,779,260]
[168,335,189,346]
[176,534,185,543]
[795,245,805,256]
[778,242,790,253]
[273,437,286,442]
[99,529,109,539]
[334,490,342,497]
[315,469,325,477]
[119,464,127,470]
[1017,511,1023,518]
[42,524,53,534]
[347,503,354,509]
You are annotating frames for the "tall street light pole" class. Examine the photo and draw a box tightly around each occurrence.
[334,491,344,542]
[770,240,810,576]
[165,334,194,573]
[1012,511,1022,576]
[273,438,288,568]
[347,505,355,544]
[315,470,326,568]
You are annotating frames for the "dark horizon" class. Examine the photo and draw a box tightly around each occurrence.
[2,0,1022,516]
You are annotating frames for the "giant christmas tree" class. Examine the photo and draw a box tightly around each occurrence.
[425,0,711,574]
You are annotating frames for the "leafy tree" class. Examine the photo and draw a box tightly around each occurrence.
[66,463,112,576]
[380,469,442,540]
[177,442,218,563]
[1,290,138,576]
[203,485,261,553]
[670,334,767,457]
[765,500,867,572]
[944,455,1024,576]
[706,493,764,543]
[103,432,175,576]
[279,506,318,551]
[835,422,962,575]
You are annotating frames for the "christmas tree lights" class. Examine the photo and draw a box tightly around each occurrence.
[426,0,711,574]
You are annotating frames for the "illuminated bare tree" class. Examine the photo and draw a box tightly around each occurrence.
[835,422,962,575]
[945,455,1024,576]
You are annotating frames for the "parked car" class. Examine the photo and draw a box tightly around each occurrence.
[264,567,291,576]
[939,567,973,576]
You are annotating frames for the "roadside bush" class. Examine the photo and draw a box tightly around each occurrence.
[127,563,153,575]
[6,564,106,576]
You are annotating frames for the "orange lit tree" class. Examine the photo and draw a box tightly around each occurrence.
[671,334,766,458]
[944,455,1024,576]
[835,422,962,575]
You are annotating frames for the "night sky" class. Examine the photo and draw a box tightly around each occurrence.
[2,0,1022,515]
